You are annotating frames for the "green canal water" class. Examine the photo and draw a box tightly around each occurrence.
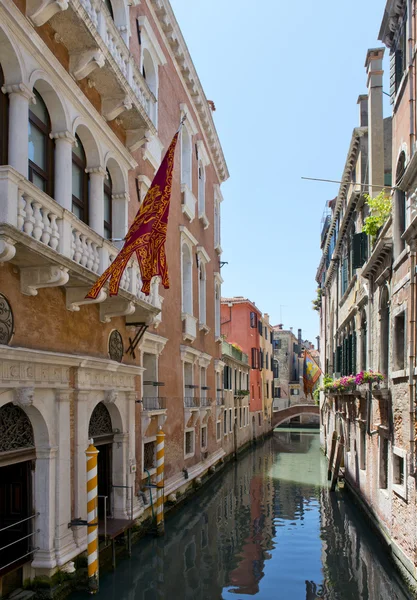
[73,429,412,599]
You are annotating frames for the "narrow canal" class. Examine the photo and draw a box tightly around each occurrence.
[74,429,412,599]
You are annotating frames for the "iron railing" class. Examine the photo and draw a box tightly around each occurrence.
[200,397,212,407]
[0,513,39,571]
[216,393,224,406]
[184,396,200,408]
[142,397,166,410]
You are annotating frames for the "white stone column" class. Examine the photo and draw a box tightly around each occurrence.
[2,83,34,177]
[51,131,76,211]
[112,431,129,519]
[112,192,129,240]
[74,391,89,550]
[87,167,106,237]
[54,390,78,566]
[32,446,58,569]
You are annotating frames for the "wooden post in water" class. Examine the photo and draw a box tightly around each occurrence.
[327,431,338,481]
[330,435,344,492]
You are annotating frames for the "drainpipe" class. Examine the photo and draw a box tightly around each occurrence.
[409,242,416,473]
[408,0,415,155]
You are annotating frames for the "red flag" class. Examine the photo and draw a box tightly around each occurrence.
[86,132,179,299]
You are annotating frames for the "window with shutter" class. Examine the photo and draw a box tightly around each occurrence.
[352,232,368,269]
[341,257,348,295]
[250,312,257,328]
[251,348,257,369]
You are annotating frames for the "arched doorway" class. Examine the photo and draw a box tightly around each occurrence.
[89,403,113,518]
[0,403,35,574]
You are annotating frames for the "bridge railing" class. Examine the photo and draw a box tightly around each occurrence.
[273,396,317,412]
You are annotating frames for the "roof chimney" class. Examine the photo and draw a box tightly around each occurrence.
[357,94,368,127]
[366,48,385,196]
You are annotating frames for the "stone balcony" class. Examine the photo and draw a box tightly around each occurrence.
[28,0,157,146]
[0,166,160,322]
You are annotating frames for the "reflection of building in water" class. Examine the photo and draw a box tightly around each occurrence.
[124,441,276,598]
[319,489,409,600]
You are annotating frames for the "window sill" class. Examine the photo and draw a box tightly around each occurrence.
[393,483,407,501]
[184,451,195,460]
[392,369,408,380]
[199,323,210,334]
[198,212,210,230]
[392,247,408,272]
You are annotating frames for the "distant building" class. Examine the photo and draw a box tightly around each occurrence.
[221,340,251,456]
[221,297,272,439]
[272,326,319,426]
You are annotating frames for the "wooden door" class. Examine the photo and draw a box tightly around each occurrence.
[0,462,31,574]
[97,444,112,517]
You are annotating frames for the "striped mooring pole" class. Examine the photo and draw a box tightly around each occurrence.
[155,427,165,535]
[86,440,99,594]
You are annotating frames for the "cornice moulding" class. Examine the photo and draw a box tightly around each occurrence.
[148,0,229,182]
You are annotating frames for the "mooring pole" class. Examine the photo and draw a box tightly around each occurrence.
[86,440,99,594]
[155,427,165,535]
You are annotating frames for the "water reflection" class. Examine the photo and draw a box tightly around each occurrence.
[72,430,412,600]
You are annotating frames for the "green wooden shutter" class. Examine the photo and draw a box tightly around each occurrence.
[352,232,368,269]
[352,332,357,374]
[390,52,396,104]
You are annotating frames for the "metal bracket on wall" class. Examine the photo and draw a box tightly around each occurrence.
[126,323,148,358]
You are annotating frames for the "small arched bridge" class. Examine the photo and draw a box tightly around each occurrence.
[271,401,319,429]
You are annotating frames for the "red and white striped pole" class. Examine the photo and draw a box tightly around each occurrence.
[155,427,165,535]
[86,440,99,593]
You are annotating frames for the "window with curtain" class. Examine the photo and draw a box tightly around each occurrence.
[181,126,192,189]
[72,135,89,224]
[104,169,113,239]
[0,65,8,166]
[28,89,54,195]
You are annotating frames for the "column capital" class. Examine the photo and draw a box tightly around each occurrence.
[1,83,35,102]
[85,166,106,177]
[112,192,129,202]
[56,390,71,402]
[50,130,76,145]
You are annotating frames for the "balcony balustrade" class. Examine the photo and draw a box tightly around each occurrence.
[0,166,160,319]
[216,393,224,406]
[184,396,200,408]
[142,397,166,411]
[30,0,157,137]
[200,396,211,408]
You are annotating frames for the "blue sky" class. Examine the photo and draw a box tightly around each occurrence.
[170,0,390,344]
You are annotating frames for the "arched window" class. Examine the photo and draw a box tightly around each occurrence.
[181,125,192,189]
[361,310,367,371]
[181,243,192,315]
[0,64,8,166]
[72,135,89,224]
[28,89,54,195]
[394,152,406,256]
[142,49,157,98]
[199,261,206,325]
[380,287,390,376]
[104,169,113,239]
[198,161,205,216]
